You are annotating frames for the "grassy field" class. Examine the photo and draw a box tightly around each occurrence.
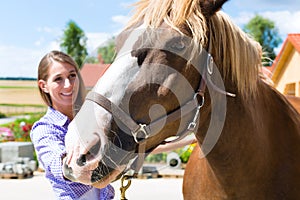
[0,80,46,115]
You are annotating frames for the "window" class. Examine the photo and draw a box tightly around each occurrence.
[298,82,300,97]
[284,83,296,96]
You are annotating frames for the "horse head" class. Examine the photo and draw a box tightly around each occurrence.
[62,0,237,187]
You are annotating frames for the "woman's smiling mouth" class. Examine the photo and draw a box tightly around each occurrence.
[62,91,73,96]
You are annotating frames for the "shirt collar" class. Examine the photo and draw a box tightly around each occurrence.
[46,107,71,127]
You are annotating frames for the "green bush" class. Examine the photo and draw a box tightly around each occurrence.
[0,112,6,118]
[175,144,196,163]
[145,153,167,163]
[2,113,43,142]
[145,143,196,164]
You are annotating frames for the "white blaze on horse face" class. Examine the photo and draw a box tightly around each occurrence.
[65,101,109,165]
[93,24,147,105]
[64,24,147,184]
[94,54,139,104]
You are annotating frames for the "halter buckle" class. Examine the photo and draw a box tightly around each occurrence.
[132,124,148,143]
[187,122,197,131]
[187,95,203,132]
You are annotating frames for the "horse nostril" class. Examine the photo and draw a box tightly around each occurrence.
[76,140,101,167]
[76,154,87,167]
[62,160,76,181]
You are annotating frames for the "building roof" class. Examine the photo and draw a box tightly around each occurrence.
[80,63,110,89]
[271,33,300,83]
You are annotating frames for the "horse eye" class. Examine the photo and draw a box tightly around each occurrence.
[170,40,185,51]
[132,49,147,66]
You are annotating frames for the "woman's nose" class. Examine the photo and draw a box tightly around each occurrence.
[64,78,71,88]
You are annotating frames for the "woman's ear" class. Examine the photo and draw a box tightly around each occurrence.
[38,80,49,93]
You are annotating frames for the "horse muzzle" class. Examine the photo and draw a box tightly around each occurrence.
[62,153,127,187]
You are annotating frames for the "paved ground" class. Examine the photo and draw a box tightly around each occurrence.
[0,115,29,125]
[0,170,184,200]
[0,117,185,199]
[0,171,55,200]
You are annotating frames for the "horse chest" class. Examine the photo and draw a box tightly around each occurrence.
[182,144,300,199]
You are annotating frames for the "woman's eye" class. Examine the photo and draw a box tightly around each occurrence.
[69,73,77,79]
[54,77,62,82]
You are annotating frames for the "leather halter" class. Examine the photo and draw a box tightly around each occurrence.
[85,32,236,175]
[85,53,233,176]
[85,77,204,173]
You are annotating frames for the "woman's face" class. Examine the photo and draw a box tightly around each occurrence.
[39,60,79,113]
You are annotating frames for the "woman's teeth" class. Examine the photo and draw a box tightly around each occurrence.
[62,92,72,96]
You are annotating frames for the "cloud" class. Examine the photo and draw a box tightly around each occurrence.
[262,11,300,36]
[230,10,300,38]
[226,1,300,13]
[110,14,131,36]
[0,45,46,78]
[3,1,299,78]
[0,31,116,77]
[112,15,130,28]
[36,26,61,36]
[86,32,112,54]
[85,14,131,55]
[228,9,300,54]
[34,37,45,47]
[120,1,135,9]
[34,26,62,48]
[0,30,116,78]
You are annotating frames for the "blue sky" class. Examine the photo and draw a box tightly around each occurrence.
[1,0,300,78]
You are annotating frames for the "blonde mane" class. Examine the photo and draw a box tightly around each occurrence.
[126,0,262,98]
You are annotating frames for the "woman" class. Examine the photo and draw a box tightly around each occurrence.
[30,50,114,199]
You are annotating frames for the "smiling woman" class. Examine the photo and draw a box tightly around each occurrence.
[30,50,115,200]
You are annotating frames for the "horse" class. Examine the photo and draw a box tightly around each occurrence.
[63,0,300,199]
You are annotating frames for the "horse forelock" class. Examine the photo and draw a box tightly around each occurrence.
[126,0,208,44]
[126,0,263,99]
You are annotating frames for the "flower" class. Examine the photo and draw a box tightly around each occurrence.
[0,127,14,141]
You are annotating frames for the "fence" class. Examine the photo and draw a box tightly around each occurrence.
[0,105,46,115]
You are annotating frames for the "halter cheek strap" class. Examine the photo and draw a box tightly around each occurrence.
[204,23,236,98]
[204,54,236,98]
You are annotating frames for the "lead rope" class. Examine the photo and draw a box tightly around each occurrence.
[119,141,146,200]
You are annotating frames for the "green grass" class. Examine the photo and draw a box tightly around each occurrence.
[0,86,36,89]
[0,104,46,117]
[0,103,45,107]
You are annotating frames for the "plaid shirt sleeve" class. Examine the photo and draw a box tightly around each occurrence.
[31,121,66,178]
[30,108,115,200]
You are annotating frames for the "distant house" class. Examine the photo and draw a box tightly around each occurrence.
[271,33,300,97]
[80,55,110,90]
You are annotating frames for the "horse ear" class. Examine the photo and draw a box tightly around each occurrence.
[200,0,229,18]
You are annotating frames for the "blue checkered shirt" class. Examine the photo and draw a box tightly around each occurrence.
[30,107,115,200]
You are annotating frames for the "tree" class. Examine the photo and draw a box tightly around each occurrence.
[97,38,116,64]
[60,20,88,68]
[244,14,282,66]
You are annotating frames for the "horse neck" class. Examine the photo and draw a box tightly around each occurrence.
[194,80,300,190]
[196,80,274,154]
[196,91,261,158]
